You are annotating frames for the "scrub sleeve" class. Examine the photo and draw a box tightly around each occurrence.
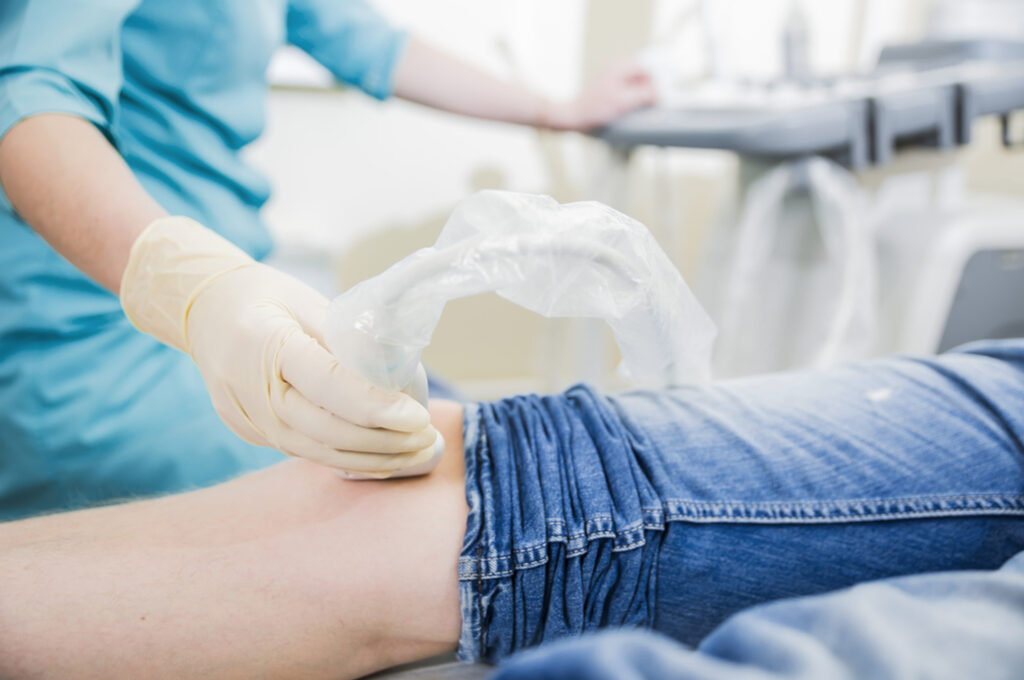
[0,0,407,519]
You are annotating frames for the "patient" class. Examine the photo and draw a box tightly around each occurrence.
[2,340,1024,679]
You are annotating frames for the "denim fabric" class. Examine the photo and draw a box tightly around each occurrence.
[457,340,1024,663]
[492,550,1024,679]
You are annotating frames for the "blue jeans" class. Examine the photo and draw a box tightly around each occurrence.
[456,340,1024,673]
[492,552,1024,679]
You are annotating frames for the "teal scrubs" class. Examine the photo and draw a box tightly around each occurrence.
[0,0,407,519]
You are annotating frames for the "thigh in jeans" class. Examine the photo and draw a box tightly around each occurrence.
[457,340,1024,662]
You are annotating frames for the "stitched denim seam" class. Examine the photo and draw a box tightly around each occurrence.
[659,494,1024,522]
[663,507,1024,523]
[541,517,643,537]
[608,535,649,552]
[463,567,515,578]
[660,493,1024,507]
[515,556,551,570]
[514,495,1024,523]
[475,526,658,561]
[458,540,656,577]
[524,495,1024,554]
[458,494,1024,580]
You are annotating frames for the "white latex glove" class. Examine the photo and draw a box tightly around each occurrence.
[120,217,442,477]
[544,61,657,131]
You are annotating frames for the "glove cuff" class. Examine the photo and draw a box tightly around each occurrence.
[119,216,255,352]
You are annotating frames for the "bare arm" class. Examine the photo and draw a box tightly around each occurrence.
[0,401,468,680]
[391,37,655,131]
[0,113,166,292]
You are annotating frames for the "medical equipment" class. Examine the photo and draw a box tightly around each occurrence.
[595,39,1024,374]
[599,40,1024,168]
[882,199,1024,355]
[710,157,876,377]
[324,191,717,478]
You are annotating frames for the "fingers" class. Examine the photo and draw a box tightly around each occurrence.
[570,62,656,130]
[275,385,438,454]
[276,330,430,432]
[208,386,270,448]
[620,80,657,111]
[616,61,654,85]
[216,375,441,473]
[187,261,441,474]
[613,62,656,108]
[270,328,441,474]
[337,441,443,480]
[271,426,442,474]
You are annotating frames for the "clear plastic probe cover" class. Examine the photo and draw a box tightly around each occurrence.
[324,190,716,391]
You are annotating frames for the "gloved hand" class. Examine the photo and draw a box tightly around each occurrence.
[119,216,443,477]
[543,61,656,131]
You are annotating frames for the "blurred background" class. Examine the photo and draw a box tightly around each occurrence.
[249,0,1024,398]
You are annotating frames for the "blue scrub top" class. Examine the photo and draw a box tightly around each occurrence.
[0,0,407,518]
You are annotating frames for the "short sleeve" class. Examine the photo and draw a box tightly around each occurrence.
[286,0,407,100]
[0,0,140,145]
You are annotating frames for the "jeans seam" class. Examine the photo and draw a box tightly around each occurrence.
[660,493,1024,506]
[475,541,486,654]
[662,507,1024,523]
[477,415,488,658]
[659,494,1024,522]
[458,494,1024,581]
[540,517,642,538]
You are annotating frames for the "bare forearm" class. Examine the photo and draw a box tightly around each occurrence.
[0,114,166,292]
[391,37,656,132]
[392,37,549,127]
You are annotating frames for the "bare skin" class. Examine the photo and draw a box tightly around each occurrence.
[0,401,468,680]
[0,113,165,292]
[392,38,655,131]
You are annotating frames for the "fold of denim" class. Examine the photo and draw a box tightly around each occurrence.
[457,388,666,661]
[457,340,1024,662]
